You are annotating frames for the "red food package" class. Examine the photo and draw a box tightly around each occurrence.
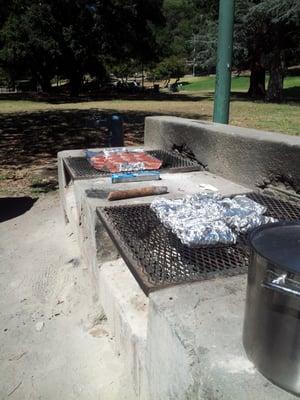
[88,150,162,172]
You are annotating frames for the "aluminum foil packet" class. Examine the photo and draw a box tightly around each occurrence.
[151,193,276,247]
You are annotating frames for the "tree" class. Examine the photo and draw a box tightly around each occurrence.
[0,0,165,95]
[46,0,106,95]
[191,0,300,101]
[157,0,218,62]
[232,0,300,101]
[157,0,195,58]
[110,60,139,83]
[150,56,186,87]
[234,1,267,98]
[190,18,218,74]
[0,1,64,92]
[248,0,300,102]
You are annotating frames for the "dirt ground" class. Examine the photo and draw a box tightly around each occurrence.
[0,109,148,196]
[0,90,299,196]
[0,192,134,399]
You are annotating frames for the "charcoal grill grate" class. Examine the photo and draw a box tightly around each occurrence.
[64,149,202,180]
[64,157,110,179]
[97,193,300,295]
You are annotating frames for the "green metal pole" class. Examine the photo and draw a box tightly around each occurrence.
[213,0,235,124]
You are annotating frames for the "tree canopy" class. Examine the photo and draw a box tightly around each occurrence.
[0,0,164,95]
[0,0,299,101]
[160,0,300,101]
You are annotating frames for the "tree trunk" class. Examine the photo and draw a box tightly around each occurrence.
[34,66,53,93]
[141,66,144,88]
[248,64,266,99]
[266,59,284,103]
[40,77,52,93]
[31,76,38,92]
[30,70,40,92]
[10,77,16,91]
[70,73,82,97]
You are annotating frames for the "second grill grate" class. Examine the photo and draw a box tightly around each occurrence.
[97,193,300,295]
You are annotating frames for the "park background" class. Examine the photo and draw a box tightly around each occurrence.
[0,0,299,195]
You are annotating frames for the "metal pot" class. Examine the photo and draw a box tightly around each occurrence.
[243,221,300,396]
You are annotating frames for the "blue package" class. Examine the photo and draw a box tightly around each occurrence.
[112,170,160,183]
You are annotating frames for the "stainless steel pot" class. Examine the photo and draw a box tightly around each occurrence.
[243,221,300,396]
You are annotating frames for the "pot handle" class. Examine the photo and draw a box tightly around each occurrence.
[262,273,300,297]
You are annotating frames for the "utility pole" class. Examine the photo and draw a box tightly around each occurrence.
[213,0,235,124]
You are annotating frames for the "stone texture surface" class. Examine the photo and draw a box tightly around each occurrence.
[57,128,300,399]
[99,260,149,399]
[147,277,297,399]
[144,116,300,193]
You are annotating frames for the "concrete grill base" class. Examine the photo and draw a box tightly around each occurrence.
[58,117,300,400]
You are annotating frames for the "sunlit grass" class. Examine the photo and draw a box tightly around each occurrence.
[0,89,299,136]
[181,74,300,93]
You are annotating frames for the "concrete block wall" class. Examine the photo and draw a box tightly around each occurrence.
[144,116,300,193]
[57,119,300,399]
[99,260,149,399]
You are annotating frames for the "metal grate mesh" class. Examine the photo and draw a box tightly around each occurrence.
[64,157,110,179]
[149,150,201,171]
[64,149,202,180]
[97,193,300,295]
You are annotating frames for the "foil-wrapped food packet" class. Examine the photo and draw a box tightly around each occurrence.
[151,193,276,247]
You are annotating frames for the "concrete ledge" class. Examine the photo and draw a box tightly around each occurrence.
[144,116,300,193]
[99,260,148,399]
[58,136,299,399]
[147,276,296,400]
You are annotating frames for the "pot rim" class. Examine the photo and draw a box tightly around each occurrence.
[249,220,300,275]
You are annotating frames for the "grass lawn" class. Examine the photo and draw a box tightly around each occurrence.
[0,78,299,195]
[0,94,299,135]
[181,74,300,93]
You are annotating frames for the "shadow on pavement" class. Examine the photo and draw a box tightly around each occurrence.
[0,197,38,223]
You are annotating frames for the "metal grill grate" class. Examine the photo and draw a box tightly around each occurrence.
[64,157,110,180]
[148,150,202,172]
[64,149,202,180]
[97,193,300,295]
